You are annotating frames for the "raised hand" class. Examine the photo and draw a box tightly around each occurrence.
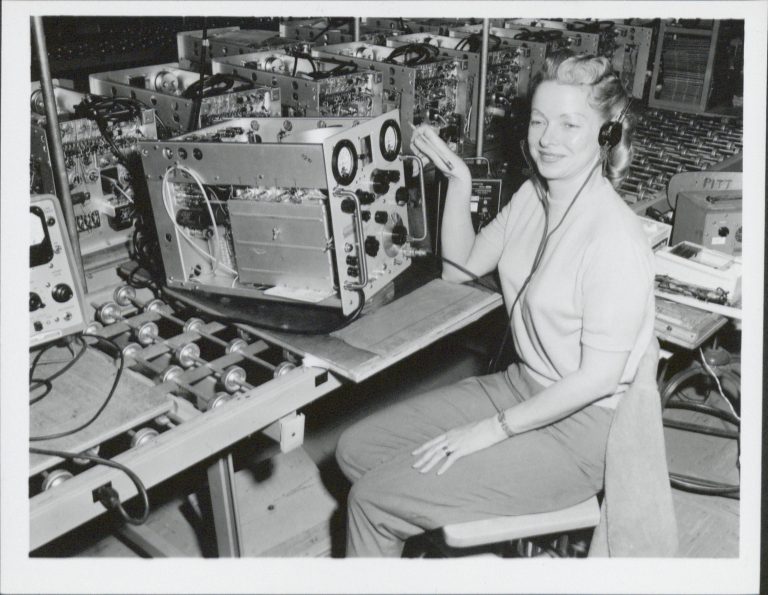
[409,123,470,182]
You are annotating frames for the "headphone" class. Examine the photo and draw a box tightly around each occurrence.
[597,98,633,149]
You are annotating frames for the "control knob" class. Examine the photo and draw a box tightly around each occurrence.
[370,170,390,195]
[390,223,408,246]
[364,236,380,257]
[355,189,376,206]
[370,169,401,195]
[30,292,44,312]
[340,198,356,214]
[52,283,73,303]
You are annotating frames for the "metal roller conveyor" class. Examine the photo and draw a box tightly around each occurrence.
[620,107,743,212]
[31,291,336,554]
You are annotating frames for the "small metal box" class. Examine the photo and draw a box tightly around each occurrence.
[671,190,742,255]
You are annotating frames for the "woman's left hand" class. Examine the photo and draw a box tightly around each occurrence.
[412,416,507,476]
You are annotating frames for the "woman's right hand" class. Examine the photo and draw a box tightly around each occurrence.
[410,124,471,183]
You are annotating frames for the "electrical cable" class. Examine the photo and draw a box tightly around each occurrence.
[167,286,368,335]
[29,335,124,442]
[308,17,347,42]
[484,150,602,374]
[699,348,740,421]
[180,73,255,100]
[290,53,359,80]
[73,95,144,169]
[188,21,207,131]
[30,336,88,403]
[513,28,532,40]
[437,254,500,294]
[29,446,150,525]
[455,33,502,52]
[161,164,238,277]
[384,43,438,66]
[101,175,134,203]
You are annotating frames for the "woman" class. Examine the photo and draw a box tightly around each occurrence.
[335,52,655,557]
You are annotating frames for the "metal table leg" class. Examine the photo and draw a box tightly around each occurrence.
[207,453,242,557]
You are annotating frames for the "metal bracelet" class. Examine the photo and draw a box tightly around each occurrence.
[497,410,515,438]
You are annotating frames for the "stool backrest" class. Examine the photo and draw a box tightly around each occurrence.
[589,338,679,557]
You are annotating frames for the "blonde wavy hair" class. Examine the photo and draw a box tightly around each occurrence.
[531,51,634,189]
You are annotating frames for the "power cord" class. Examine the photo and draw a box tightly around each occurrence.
[166,287,368,336]
[384,43,439,66]
[74,95,144,169]
[29,335,125,442]
[30,336,88,404]
[455,33,502,52]
[485,156,601,374]
[29,446,150,525]
[180,73,255,100]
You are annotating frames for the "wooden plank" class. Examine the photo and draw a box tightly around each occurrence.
[236,448,336,557]
[30,367,339,550]
[117,524,189,557]
[240,279,503,382]
[29,347,173,476]
[72,449,337,558]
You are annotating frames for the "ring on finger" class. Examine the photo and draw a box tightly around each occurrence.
[441,445,453,457]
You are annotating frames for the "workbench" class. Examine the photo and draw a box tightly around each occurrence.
[29,276,502,556]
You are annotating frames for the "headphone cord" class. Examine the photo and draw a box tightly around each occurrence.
[487,153,602,374]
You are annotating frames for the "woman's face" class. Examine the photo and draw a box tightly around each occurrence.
[528,80,604,184]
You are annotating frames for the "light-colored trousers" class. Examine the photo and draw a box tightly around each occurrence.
[335,364,614,557]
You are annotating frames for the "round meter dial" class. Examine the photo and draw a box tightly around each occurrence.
[332,139,358,186]
[379,119,402,161]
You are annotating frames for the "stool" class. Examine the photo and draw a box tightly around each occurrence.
[420,496,601,557]
[442,496,600,549]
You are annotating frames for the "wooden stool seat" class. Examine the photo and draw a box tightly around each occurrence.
[442,496,600,549]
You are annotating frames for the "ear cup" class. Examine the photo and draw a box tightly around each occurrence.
[598,98,632,149]
[598,120,622,148]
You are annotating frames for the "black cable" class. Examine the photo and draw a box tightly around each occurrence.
[436,254,502,294]
[455,33,502,52]
[384,43,438,66]
[486,205,549,374]
[513,28,532,40]
[29,379,53,405]
[531,30,563,43]
[164,286,368,336]
[30,336,88,402]
[29,335,125,442]
[30,336,87,384]
[485,153,602,374]
[292,54,302,77]
[29,446,150,524]
[305,60,358,79]
[308,18,348,42]
[180,73,255,100]
[74,95,144,169]
[188,21,208,131]
[29,341,60,382]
